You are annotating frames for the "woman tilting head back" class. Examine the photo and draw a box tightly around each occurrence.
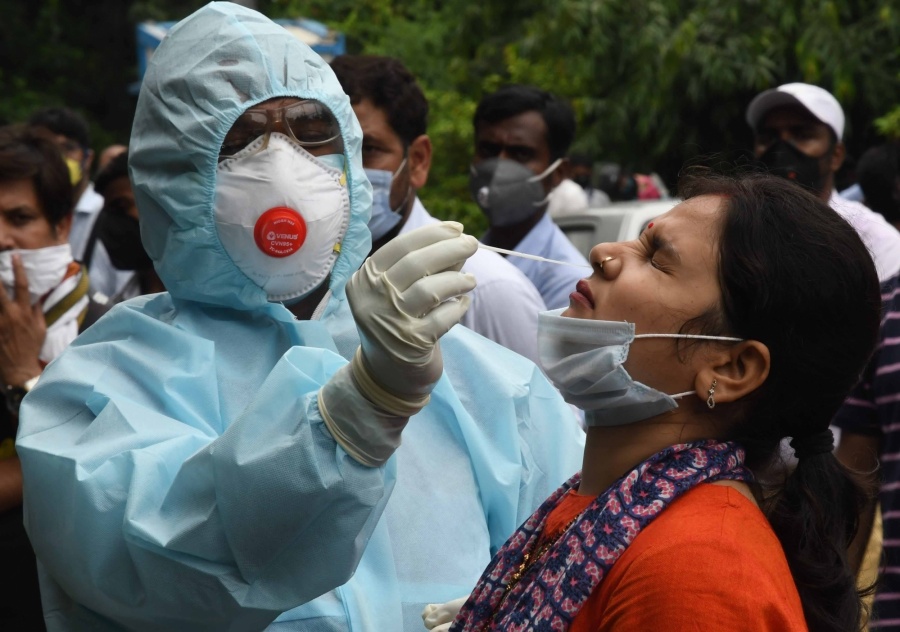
[449,172,881,632]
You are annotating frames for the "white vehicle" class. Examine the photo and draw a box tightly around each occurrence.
[555,199,679,259]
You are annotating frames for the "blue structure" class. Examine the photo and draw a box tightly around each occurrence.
[134,17,346,90]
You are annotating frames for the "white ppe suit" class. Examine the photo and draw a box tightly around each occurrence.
[16,3,585,631]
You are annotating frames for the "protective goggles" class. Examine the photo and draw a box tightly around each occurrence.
[219,99,343,160]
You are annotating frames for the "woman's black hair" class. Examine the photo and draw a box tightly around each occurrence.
[680,171,881,632]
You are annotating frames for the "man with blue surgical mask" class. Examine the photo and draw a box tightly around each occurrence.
[471,85,591,309]
[331,55,548,365]
[16,5,583,631]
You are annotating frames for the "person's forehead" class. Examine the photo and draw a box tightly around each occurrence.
[475,110,548,147]
[0,178,44,214]
[45,132,83,153]
[352,99,398,141]
[654,195,724,244]
[758,105,827,131]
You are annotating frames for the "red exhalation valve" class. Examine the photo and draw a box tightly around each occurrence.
[253,207,307,257]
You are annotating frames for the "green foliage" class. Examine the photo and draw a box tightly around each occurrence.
[1,0,897,205]
[420,89,485,234]
[876,105,900,140]
[0,0,141,153]
[275,0,900,206]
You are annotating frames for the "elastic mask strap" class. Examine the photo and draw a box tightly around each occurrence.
[635,333,742,403]
[528,158,565,207]
[393,156,408,179]
[391,156,412,214]
[634,333,743,342]
[527,158,564,183]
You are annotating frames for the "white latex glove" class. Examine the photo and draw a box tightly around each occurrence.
[422,596,468,631]
[319,222,477,466]
[350,221,478,404]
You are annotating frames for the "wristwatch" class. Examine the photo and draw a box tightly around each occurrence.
[3,376,41,416]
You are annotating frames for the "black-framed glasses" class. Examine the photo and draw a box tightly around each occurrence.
[220,100,343,160]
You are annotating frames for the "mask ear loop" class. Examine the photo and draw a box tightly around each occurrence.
[527,157,564,183]
[632,333,744,403]
[633,333,743,342]
[390,154,413,215]
[528,157,564,207]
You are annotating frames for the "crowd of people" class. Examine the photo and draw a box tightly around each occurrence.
[2,2,900,631]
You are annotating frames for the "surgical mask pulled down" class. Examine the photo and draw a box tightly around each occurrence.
[538,308,742,427]
[365,157,410,242]
[215,132,350,303]
[0,244,74,305]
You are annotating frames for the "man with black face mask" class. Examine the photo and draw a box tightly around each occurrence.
[747,82,900,281]
[471,85,590,309]
[83,150,164,303]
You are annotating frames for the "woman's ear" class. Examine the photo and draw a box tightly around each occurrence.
[695,341,770,408]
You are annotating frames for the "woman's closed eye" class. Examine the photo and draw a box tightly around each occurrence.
[646,236,672,272]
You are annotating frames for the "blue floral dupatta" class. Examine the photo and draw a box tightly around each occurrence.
[451,440,752,631]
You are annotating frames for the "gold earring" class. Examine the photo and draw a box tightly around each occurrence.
[707,379,717,410]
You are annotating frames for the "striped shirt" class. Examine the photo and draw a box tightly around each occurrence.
[834,272,900,628]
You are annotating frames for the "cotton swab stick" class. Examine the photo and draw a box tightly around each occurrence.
[478,244,592,269]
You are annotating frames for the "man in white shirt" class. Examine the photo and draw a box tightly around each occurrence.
[747,83,900,281]
[331,55,548,364]
[547,178,589,219]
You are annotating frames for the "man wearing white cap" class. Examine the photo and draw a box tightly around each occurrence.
[747,82,900,282]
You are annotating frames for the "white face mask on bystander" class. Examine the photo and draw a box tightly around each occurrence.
[0,243,73,305]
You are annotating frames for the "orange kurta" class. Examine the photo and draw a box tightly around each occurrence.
[541,483,808,631]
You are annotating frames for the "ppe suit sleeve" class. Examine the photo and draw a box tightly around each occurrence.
[460,269,545,365]
[438,327,585,554]
[16,306,393,631]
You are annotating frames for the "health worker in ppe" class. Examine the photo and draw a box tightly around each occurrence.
[16,3,585,632]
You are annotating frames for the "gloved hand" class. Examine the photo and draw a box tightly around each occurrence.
[319,222,477,466]
[422,596,468,631]
[349,221,478,407]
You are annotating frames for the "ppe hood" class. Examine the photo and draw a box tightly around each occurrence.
[129,1,372,309]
